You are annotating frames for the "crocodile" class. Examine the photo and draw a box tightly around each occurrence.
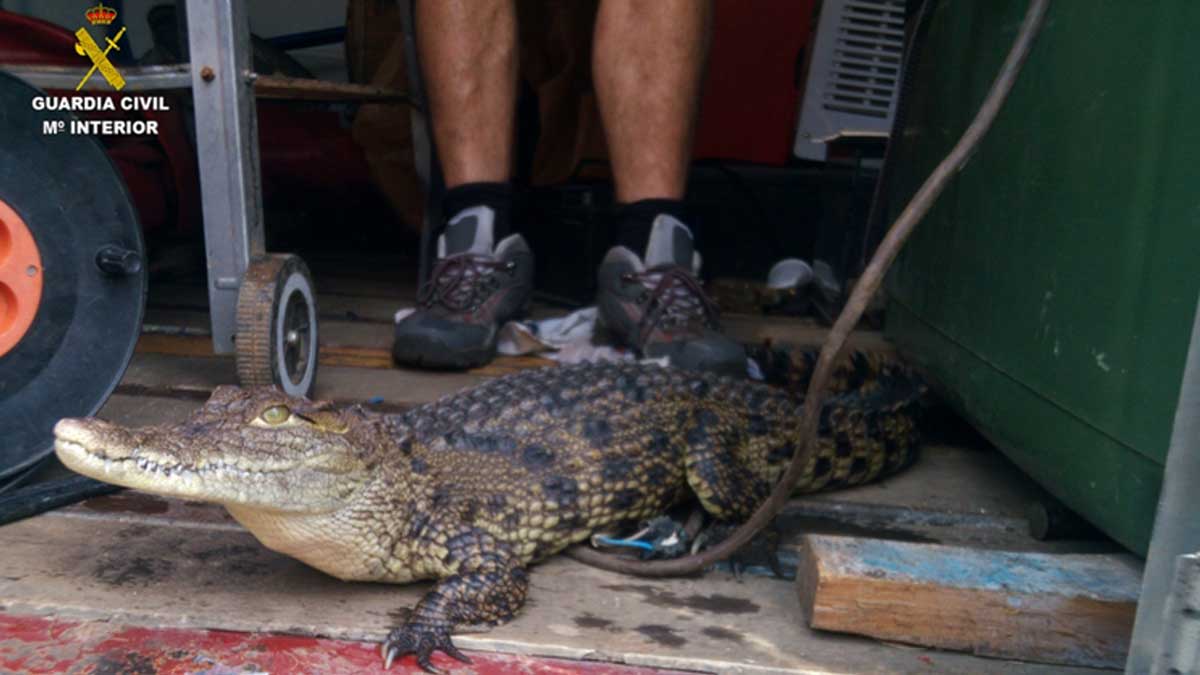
[54,354,921,671]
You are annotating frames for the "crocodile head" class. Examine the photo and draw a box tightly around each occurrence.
[54,386,390,515]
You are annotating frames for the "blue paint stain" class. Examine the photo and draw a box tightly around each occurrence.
[852,540,1140,599]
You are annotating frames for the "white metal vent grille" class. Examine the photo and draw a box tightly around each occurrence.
[794,0,906,161]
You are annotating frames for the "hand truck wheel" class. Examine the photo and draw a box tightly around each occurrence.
[235,254,318,397]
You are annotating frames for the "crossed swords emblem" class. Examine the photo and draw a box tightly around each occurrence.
[74,25,127,91]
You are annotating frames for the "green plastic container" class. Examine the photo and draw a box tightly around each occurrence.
[884,0,1200,554]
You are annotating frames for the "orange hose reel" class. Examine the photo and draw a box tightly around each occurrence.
[0,199,42,358]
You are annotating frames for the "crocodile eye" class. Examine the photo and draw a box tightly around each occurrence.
[260,405,291,425]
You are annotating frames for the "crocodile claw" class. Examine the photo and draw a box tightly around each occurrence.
[381,622,471,673]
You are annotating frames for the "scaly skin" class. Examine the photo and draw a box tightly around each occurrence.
[54,355,920,671]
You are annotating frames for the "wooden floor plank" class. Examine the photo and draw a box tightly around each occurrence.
[134,335,554,379]
[119,352,486,407]
[147,289,410,326]
[0,512,1084,674]
[98,391,205,426]
[805,443,1055,523]
[149,277,418,309]
[796,535,1140,669]
[143,296,891,352]
[0,613,685,675]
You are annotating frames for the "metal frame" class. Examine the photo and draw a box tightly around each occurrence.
[1147,553,1200,675]
[183,0,264,354]
[1127,293,1200,674]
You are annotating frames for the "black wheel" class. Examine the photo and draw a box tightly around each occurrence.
[0,72,146,479]
[235,254,318,397]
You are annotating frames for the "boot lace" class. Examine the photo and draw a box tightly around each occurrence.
[622,265,720,344]
[418,254,516,312]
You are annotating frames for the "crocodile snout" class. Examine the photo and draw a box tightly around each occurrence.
[54,417,135,460]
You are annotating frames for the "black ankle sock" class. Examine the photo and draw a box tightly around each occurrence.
[613,198,692,252]
[442,182,513,240]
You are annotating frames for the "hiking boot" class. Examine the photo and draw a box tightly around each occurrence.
[596,215,745,377]
[393,206,533,369]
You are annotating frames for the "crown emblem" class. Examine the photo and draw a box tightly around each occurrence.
[86,3,117,26]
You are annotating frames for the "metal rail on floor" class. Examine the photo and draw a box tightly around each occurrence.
[1127,294,1200,674]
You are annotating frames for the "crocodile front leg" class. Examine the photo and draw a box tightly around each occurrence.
[383,532,529,672]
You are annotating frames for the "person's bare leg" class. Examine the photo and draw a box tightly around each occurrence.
[593,0,712,202]
[592,1,744,378]
[396,1,531,372]
[415,0,517,187]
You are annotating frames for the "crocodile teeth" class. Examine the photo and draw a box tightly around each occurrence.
[135,457,162,473]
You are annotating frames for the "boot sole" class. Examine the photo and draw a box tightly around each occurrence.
[391,333,496,370]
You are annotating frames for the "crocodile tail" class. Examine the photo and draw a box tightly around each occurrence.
[748,346,923,397]
[749,347,926,494]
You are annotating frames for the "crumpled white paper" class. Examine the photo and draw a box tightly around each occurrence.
[497,307,638,365]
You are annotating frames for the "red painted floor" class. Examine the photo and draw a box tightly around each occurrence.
[0,613,698,674]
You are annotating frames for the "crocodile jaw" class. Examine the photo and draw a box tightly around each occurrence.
[54,417,356,513]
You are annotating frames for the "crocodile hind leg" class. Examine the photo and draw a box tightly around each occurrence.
[683,416,772,522]
[680,409,790,573]
[383,533,528,672]
[683,448,784,576]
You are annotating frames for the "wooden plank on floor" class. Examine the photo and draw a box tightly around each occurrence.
[98,392,203,426]
[0,613,685,675]
[795,535,1141,669]
[119,352,487,407]
[0,512,1082,674]
[59,491,239,531]
[723,314,892,352]
[148,284,415,324]
[144,291,891,352]
[141,311,396,350]
[134,333,555,373]
[806,443,1057,523]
